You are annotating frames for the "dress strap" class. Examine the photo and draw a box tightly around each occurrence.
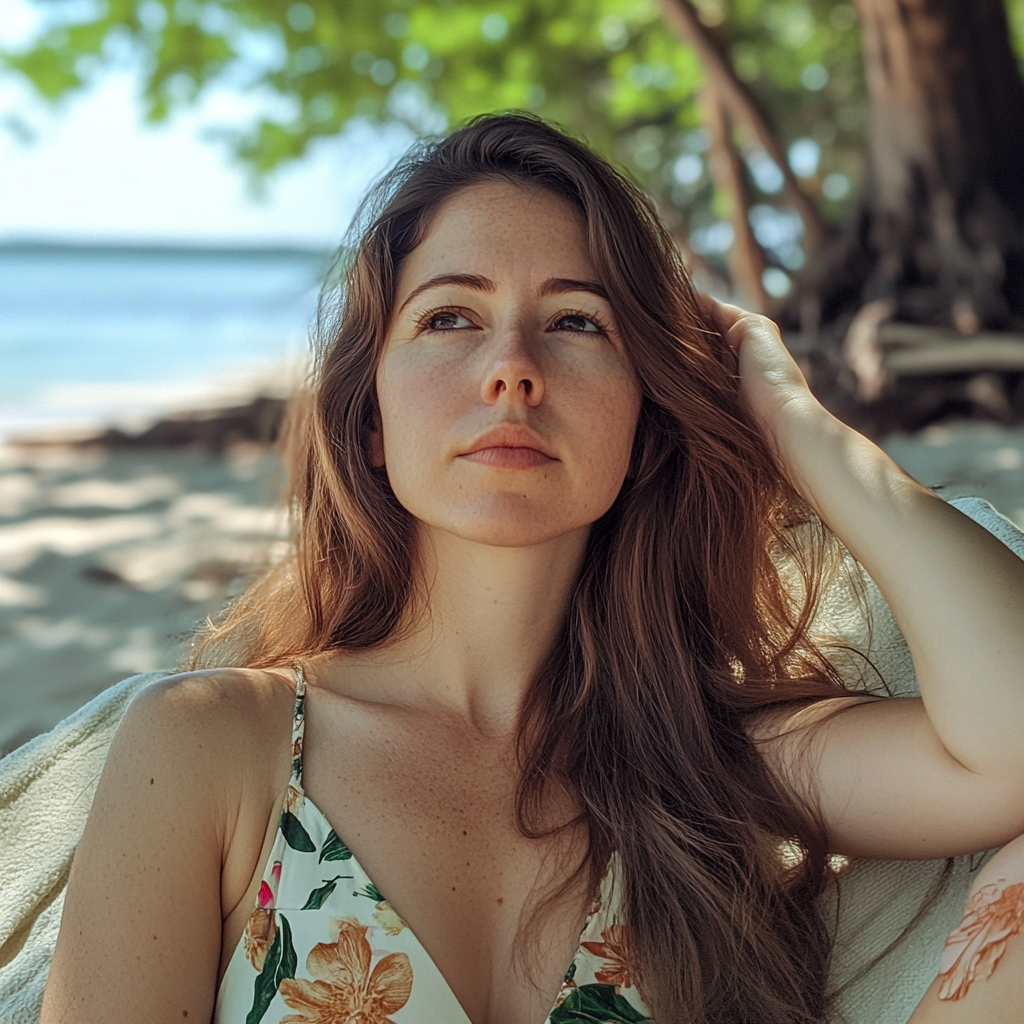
[289,664,307,791]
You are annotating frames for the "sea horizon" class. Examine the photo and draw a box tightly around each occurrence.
[1,238,337,441]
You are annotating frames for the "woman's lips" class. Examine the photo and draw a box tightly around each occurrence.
[459,446,555,468]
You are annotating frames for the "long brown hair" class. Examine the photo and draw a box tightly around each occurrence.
[191,113,863,1022]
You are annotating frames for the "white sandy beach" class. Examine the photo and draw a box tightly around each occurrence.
[0,441,286,754]
[1,418,1023,757]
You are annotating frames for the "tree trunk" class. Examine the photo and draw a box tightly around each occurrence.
[804,0,1024,334]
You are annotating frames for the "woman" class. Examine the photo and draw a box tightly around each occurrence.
[40,114,1024,1024]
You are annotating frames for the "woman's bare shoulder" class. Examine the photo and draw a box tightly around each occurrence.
[125,666,296,739]
[43,667,298,1022]
[131,664,293,705]
[118,666,298,807]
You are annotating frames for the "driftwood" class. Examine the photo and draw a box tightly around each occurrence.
[10,396,288,454]
[787,324,1024,432]
[877,324,1024,375]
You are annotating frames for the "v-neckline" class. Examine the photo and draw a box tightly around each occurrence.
[282,664,612,1024]
[289,788,610,1024]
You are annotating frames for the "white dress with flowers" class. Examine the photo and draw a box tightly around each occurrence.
[213,665,653,1024]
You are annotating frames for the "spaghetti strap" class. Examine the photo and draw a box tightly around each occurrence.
[214,661,643,1023]
[289,663,307,792]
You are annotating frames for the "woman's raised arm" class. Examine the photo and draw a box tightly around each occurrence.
[40,674,236,1024]
[706,297,1024,858]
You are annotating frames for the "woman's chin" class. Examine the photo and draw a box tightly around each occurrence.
[417,508,591,551]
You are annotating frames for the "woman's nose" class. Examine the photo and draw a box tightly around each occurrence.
[480,324,545,407]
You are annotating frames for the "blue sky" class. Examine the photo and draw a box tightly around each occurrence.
[0,1,413,247]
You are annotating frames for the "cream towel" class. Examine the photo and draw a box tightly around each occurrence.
[0,497,1020,1022]
[0,671,164,1022]
[821,496,1023,1023]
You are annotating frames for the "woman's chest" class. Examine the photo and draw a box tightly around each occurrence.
[220,696,598,1024]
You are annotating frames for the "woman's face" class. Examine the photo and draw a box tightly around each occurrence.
[375,179,642,548]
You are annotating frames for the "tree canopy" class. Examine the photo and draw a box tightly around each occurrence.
[5,0,1024,301]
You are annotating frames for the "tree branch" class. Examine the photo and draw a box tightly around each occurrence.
[659,0,830,254]
[701,87,768,310]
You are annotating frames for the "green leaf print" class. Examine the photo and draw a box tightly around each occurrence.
[281,810,316,852]
[319,829,353,863]
[354,881,385,903]
[275,915,297,987]
[245,921,282,1024]
[548,983,651,1024]
[300,875,350,910]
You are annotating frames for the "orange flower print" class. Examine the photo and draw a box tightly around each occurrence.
[585,925,630,987]
[938,880,1024,1000]
[581,923,634,989]
[243,862,282,970]
[372,901,407,937]
[285,781,305,815]
[278,920,413,1023]
[553,977,578,1007]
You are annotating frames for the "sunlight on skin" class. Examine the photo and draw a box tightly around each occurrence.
[348,180,643,730]
[376,180,641,552]
[908,832,1024,1022]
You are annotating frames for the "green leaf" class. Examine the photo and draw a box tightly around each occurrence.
[354,881,385,903]
[319,829,353,862]
[300,875,347,910]
[275,915,297,987]
[245,919,282,1024]
[548,982,651,1024]
[281,810,316,852]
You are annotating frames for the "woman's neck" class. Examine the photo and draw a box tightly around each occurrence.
[317,523,590,736]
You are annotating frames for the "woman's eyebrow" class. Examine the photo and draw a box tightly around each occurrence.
[540,277,609,301]
[397,273,494,314]
[396,274,610,316]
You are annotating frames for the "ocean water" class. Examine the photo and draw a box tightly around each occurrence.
[0,241,333,439]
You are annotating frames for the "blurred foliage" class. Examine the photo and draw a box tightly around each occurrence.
[5,0,1024,285]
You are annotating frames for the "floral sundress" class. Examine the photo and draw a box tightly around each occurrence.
[213,665,652,1024]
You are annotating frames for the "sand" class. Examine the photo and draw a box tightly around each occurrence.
[0,442,285,754]
[1,419,1023,757]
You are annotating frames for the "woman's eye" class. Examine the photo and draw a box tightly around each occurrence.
[553,313,603,334]
[426,311,473,331]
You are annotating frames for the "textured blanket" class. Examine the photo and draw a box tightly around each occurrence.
[0,497,1021,1023]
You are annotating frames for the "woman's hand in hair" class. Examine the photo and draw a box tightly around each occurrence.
[721,285,1024,862]
[697,293,826,447]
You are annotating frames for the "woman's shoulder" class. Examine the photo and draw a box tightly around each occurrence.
[45,667,299,1020]
[113,666,298,805]
[125,665,296,733]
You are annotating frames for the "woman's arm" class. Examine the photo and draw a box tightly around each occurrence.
[907,829,1024,1021]
[40,674,234,1024]
[708,299,1024,856]
[773,394,1024,786]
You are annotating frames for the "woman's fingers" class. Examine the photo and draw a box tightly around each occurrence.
[696,292,782,353]
[695,291,823,450]
[696,291,743,342]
